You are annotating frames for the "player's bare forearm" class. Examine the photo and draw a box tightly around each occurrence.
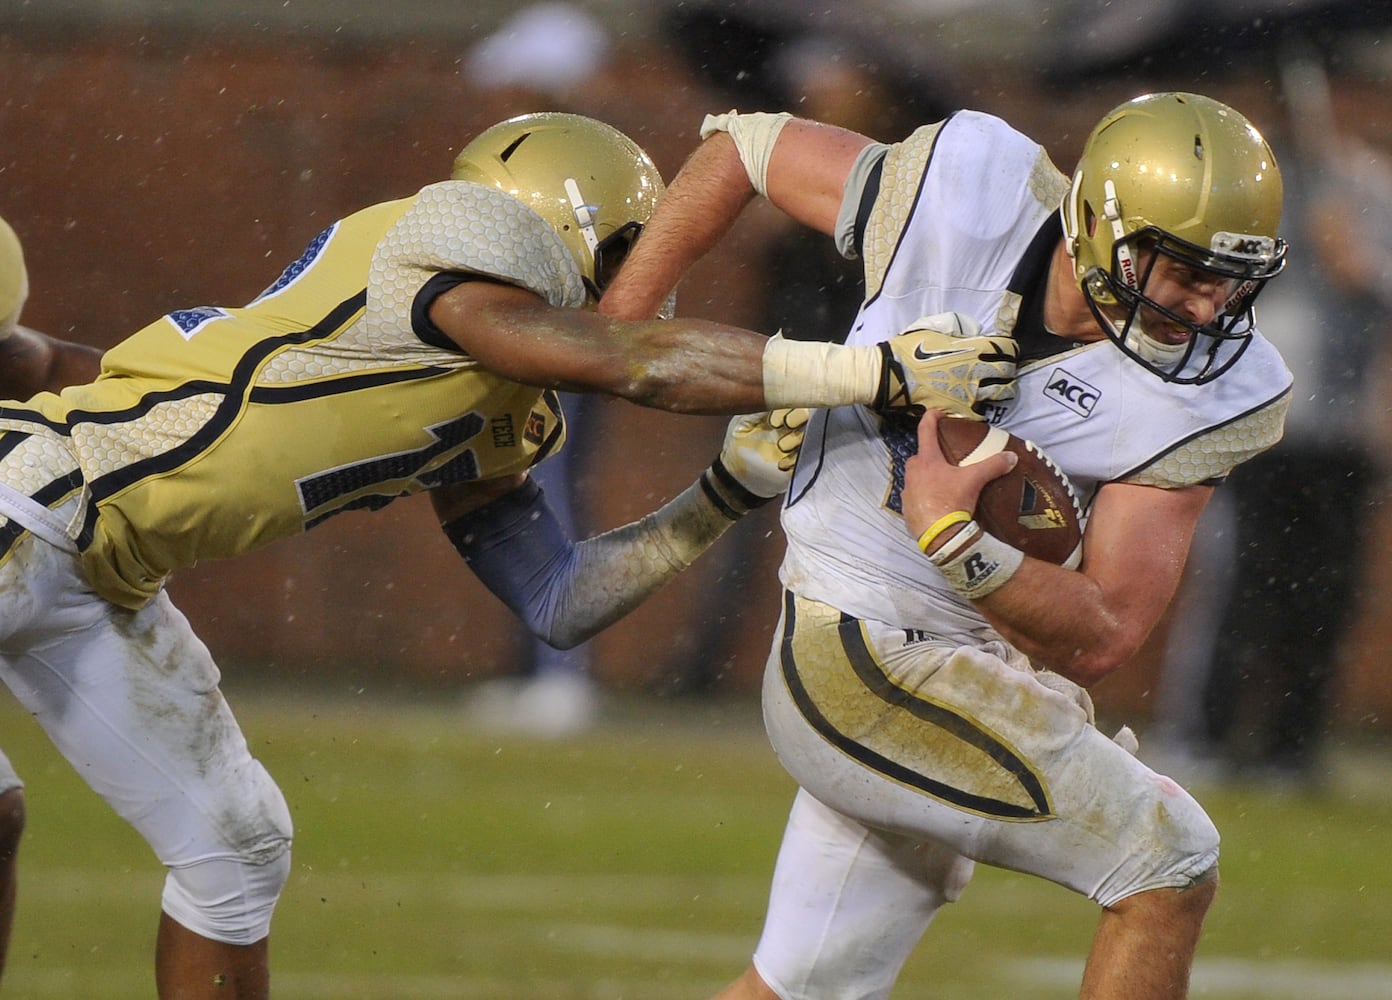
[600,133,756,322]
[974,559,1137,685]
[433,280,768,414]
[761,118,875,235]
[976,481,1210,686]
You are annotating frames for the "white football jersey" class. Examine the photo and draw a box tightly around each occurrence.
[781,111,1292,639]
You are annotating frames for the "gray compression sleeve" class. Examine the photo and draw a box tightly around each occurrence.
[443,475,740,650]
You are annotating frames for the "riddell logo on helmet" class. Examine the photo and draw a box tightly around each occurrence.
[1044,369,1101,417]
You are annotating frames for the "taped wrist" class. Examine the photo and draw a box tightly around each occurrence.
[701,458,772,520]
[762,335,880,409]
[699,110,792,197]
[926,519,1023,600]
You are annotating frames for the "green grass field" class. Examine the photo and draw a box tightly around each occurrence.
[4,681,1392,998]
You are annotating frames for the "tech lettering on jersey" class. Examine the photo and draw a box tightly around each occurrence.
[1043,367,1101,417]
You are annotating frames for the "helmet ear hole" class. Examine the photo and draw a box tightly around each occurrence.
[1083,201,1098,239]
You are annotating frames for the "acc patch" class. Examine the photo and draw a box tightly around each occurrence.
[1043,367,1101,417]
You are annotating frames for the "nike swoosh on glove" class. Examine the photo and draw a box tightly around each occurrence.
[874,312,1018,416]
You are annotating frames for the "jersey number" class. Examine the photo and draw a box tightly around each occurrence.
[297,412,485,528]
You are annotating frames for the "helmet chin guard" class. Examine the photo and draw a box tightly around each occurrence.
[1063,93,1288,384]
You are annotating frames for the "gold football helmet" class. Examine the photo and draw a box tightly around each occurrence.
[451,112,664,300]
[0,214,28,332]
[1062,92,1287,383]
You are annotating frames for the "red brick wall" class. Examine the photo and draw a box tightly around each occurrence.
[4,24,1390,726]
[0,26,779,693]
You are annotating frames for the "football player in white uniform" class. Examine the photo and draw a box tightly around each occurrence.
[0,112,1020,999]
[0,212,104,990]
[600,93,1292,1000]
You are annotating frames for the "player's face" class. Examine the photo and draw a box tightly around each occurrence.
[1126,249,1241,345]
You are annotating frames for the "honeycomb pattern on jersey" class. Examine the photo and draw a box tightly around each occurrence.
[258,183,588,384]
[257,336,387,384]
[0,429,81,497]
[1028,149,1070,220]
[862,122,947,300]
[364,182,585,356]
[0,428,88,539]
[1125,391,1290,487]
[995,291,1023,338]
[69,393,221,480]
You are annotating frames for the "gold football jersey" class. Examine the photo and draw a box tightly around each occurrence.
[0,182,585,608]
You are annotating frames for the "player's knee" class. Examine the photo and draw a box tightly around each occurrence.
[161,841,292,945]
[0,787,24,860]
[1095,774,1220,908]
[1177,862,1219,916]
[160,770,293,945]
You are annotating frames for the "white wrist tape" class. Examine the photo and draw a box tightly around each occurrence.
[762,334,880,409]
[699,110,792,197]
[927,520,1023,600]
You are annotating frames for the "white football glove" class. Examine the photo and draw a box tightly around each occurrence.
[703,407,810,519]
[875,312,1018,415]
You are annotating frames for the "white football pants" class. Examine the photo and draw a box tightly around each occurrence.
[751,591,1219,1000]
[0,524,292,944]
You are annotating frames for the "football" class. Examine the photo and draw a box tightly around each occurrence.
[935,416,1084,566]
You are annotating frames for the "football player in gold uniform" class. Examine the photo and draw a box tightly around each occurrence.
[0,212,104,992]
[0,113,1019,999]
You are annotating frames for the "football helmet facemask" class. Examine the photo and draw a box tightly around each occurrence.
[1061,92,1287,384]
[451,112,664,303]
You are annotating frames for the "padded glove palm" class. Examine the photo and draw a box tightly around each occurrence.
[703,407,810,518]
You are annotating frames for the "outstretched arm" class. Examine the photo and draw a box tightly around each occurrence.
[429,112,1013,418]
[434,409,806,648]
[428,279,774,415]
[600,115,875,323]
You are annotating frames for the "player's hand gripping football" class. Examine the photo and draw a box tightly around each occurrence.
[705,407,810,517]
[901,408,1017,549]
[875,312,1018,416]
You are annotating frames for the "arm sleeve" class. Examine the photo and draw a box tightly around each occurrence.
[442,476,739,649]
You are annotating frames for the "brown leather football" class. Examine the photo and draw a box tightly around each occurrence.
[935,416,1084,566]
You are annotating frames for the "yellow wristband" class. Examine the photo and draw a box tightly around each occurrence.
[916,510,972,553]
